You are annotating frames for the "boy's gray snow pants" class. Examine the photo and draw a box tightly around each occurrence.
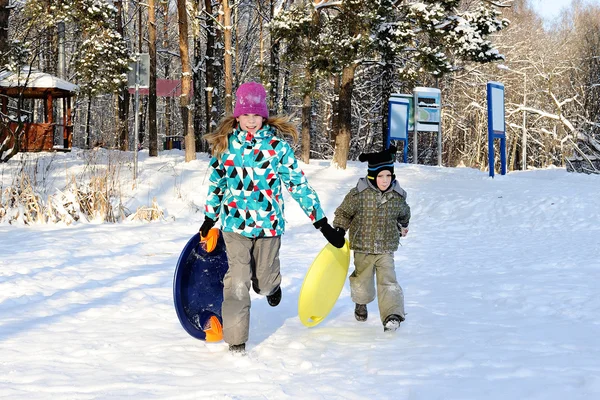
[349,252,405,323]
[221,231,282,345]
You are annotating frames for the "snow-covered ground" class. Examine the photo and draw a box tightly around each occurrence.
[1,149,599,399]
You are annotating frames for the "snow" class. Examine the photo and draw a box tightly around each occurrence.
[1,149,599,399]
[0,68,79,92]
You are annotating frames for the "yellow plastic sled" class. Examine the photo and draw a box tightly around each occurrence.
[298,240,350,327]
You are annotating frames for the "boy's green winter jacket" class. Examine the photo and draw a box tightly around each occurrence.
[204,125,325,238]
[333,177,410,254]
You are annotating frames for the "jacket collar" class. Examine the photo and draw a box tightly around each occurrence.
[234,124,274,144]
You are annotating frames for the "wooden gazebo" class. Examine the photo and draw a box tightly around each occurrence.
[0,68,78,151]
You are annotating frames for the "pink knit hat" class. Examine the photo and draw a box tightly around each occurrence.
[233,82,269,119]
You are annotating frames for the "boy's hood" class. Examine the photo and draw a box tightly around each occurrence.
[356,177,407,199]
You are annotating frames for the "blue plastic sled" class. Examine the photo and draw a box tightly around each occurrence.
[173,230,229,341]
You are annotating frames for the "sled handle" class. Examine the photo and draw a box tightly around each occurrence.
[204,315,223,342]
[200,228,220,253]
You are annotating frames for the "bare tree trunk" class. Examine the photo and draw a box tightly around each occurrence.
[332,64,356,169]
[138,2,143,51]
[269,1,279,115]
[163,1,171,140]
[282,69,290,114]
[204,0,218,134]
[148,0,158,156]
[191,2,205,152]
[223,0,233,114]
[330,73,340,145]
[299,4,319,161]
[178,0,195,161]
[136,2,144,148]
[215,5,224,112]
[300,67,312,164]
[380,62,394,147]
[234,4,240,86]
[0,0,9,62]
[86,95,92,148]
[44,28,57,75]
[115,0,129,151]
[139,96,148,146]
[259,8,264,80]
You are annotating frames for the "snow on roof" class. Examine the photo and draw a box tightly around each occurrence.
[414,86,441,93]
[0,68,78,92]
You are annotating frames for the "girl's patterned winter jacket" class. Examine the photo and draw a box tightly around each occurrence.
[333,177,411,254]
[204,125,325,238]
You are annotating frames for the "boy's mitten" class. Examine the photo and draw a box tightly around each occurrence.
[199,217,215,237]
[314,218,345,248]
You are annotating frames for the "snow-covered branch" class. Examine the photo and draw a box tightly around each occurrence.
[313,0,343,10]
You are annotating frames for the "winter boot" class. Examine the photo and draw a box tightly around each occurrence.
[229,343,246,354]
[267,286,282,307]
[354,303,368,322]
[383,314,404,332]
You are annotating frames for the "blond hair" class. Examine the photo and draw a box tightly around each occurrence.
[204,115,299,159]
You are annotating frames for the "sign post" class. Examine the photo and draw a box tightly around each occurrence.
[486,82,506,177]
[128,54,150,180]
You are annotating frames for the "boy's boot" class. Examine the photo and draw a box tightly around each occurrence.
[383,314,404,332]
[354,303,368,321]
[229,343,246,354]
[267,286,282,307]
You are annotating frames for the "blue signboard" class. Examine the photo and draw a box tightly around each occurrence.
[387,98,410,163]
[390,94,414,132]
[487,82,506,177]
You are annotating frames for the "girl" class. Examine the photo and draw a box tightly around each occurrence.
[200,82,344,353]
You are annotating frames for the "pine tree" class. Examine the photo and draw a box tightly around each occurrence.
[274,0,508,168]
[24,0,132,95]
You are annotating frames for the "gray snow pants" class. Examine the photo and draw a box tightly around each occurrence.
[221,232,282,345]
[349,252,405,323]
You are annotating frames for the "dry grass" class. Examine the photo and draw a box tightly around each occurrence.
[1,152,161,225]
[0,173,46,224]
[127,197,164,222]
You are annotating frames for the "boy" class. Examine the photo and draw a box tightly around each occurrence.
[333,146,411,332]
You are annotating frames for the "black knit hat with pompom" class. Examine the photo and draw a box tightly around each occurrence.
[359,146,397,181]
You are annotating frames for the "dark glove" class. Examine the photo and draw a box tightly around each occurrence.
[199,217,215,238]
[314,218,345,248]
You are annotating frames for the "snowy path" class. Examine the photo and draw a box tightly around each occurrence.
[1,153,599,399]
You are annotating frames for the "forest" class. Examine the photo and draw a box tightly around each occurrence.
[1,0,600,174]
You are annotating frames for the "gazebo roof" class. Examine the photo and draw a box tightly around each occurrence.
[0,68,78,98]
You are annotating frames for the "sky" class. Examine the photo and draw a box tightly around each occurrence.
[1,149,599,399]
[531,0,600,20]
